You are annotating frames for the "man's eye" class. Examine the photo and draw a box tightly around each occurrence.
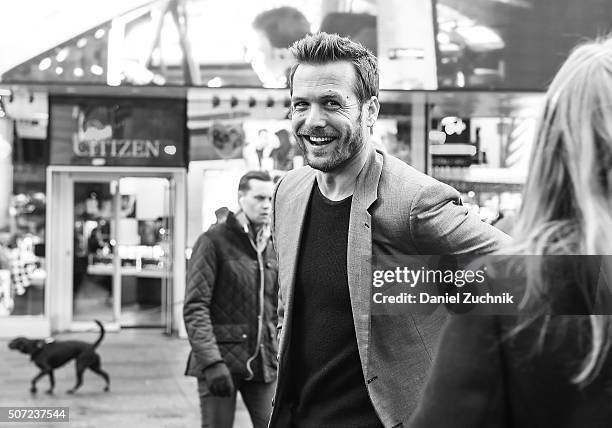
[292,102,308,111]
[325,100,341,109]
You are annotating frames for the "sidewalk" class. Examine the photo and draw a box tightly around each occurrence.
[1,329,252,428]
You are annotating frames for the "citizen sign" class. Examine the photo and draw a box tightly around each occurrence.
[72,139,172,158]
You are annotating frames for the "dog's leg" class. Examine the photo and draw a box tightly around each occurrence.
[89,360,110,392]
[45,370,55,395]
[67,361,87,394]
[30,368,50,394]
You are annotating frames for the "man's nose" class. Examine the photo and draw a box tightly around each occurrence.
[304,104,326,128]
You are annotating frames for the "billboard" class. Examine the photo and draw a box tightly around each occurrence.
[435,0,612,89]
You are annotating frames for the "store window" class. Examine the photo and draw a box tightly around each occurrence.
[0,118,46,317]
[428,110,536,235]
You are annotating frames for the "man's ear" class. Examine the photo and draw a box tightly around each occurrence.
[364,96,380,127]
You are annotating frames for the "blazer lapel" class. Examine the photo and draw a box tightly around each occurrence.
[277,172,315,360]
[347,147,383,378]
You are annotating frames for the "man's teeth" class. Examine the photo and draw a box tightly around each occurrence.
[308,136,335,144]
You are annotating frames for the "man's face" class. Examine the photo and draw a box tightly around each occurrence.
[245,30,287,87]
[291,61,369,172]
[239,179,274,225]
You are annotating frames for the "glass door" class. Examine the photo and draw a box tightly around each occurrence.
[70,174,174,328]
[117,177,172,327]
[72,179,120,323]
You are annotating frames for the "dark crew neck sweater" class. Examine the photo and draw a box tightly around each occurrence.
[288,183,382,428]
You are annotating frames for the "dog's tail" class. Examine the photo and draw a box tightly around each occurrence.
[92,320,105,349]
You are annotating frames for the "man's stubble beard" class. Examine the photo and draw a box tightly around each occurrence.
[297,111,365,173]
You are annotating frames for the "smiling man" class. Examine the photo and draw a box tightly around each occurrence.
[269,33,510,428]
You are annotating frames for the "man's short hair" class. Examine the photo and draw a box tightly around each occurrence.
[288,32,379,104]
[238,170,273,192]
[252,7,311,49]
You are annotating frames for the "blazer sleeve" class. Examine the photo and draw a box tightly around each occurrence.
[183,233,224,369]
[410,181,511,255]
[271,176,285,342]
[408,315,508,428]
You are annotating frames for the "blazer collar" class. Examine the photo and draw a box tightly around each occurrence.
[354,145,383,211]
[346,146,383,378]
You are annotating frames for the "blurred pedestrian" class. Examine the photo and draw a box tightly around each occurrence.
[409,35,612,428]
[184,171,278,428]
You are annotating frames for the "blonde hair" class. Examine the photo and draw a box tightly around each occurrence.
[511,35,612,386]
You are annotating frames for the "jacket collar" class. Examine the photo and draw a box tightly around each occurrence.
[228,210,249,234]
[354,145,383,211]
[345,145,383,378]
[231,210,271,253]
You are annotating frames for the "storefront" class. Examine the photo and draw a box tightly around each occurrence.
[0,94,187,336]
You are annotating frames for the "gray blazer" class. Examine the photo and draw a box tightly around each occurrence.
[269,147,510,428]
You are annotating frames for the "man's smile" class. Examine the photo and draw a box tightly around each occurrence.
[299,134,338,146]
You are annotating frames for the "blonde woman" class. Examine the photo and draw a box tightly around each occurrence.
[409,36,612,428]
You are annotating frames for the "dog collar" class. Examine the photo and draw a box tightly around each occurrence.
[29,339,54,360]
[30,342,45,359]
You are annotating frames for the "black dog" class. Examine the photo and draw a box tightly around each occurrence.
[8,320,110,395]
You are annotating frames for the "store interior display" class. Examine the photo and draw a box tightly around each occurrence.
[429,114,532,231]
[0,232,45,316]
[0,184,47,316]
[72,178,171,326]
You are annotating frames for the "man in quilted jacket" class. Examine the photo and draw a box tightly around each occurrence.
[184,170,278,428]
